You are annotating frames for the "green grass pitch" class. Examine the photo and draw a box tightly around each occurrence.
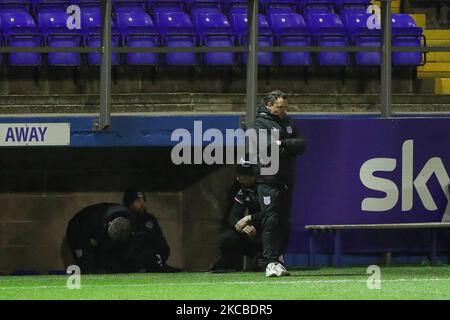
[1,265,450,300]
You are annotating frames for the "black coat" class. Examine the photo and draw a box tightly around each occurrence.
[228,187,263,229]
[120,210,171,272]
[66,202,132,251]
[66,203,132,273]
[252,105,307,184]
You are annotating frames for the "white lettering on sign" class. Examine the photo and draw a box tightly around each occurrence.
[360,140,450,220]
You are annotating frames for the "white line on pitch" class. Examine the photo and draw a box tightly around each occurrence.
[1,277,450,291]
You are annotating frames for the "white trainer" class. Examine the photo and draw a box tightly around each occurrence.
[265,262,278,277]
[274,262,290,276]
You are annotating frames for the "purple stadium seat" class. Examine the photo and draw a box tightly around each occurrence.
[148,0,184,14]
[113,0,146,13]
[0,0,32,13]
[38,4,83,66]
[335,0,369,13]
[230,13,273,65]
[186,0,222,14]
[262,0,296,13]
[156,11,196,65]
[265,6,294,17]
[298,0,333,13]
[79,3,121,65]
[5,27,43,66]
[0,8,43,66]
[222,0,247,14]
[115,9,159,65]
[342,12,380,65]
[193,12,236,65]
[306,13,349,65]
[391,14,423,66]
[267,13,311,65]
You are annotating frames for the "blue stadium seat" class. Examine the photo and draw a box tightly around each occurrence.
[156,11,196,65]
[267,12,311,65]
[342,12,380,65]
[230,13,273,65]
[0,0,32,13]
[115,9,159,65]
[186,0,222,14]
[148,0,184,14]
[193,12,236,65]
[38,4,83,66]
[79,3,121,65]
[261,0,296,14]
[391,13,423,66]
[0,9,42,66]
[222,0,247,14]
[265,6,295,17]
[335,0,369,13]
[299,0,334,14]
[113,0,146,13]
[5,27,43,66]
[306,13,349,65]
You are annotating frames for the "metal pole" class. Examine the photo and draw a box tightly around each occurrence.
[245,0,258,128]
[380,0,392,118]
[99,0,112,130]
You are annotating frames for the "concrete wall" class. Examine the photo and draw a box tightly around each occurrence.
[0,65,426,95]
[0,147,235,274]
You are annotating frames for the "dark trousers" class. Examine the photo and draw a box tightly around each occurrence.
[257,183,293,266]
[217,229,262,269]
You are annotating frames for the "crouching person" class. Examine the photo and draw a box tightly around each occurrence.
[210,164,264,272]
[121,189,183,273]
[66,203,132,274]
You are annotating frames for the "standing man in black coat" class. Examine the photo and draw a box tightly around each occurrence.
[121,189,182,273]
[251,90,307,277]
[66,203,132,274]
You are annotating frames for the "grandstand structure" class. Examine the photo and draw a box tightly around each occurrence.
[0,0,448,122]
[0,0,449,274]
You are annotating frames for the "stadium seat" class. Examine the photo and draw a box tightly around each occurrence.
[193,12,236,65]
[266,13,311,65]
[230,13,273,65]
[38,4,83,66]
[261,0,296,14]
[113,0,147,13]
[222,0,247,14]
[156,11,196,65]
[148,0,184,13]
[306,13,349,65]
[79,3,121,65]
[299,0,334,14]
[0,8,42,66]
[335,0,370,13]
[186,0,222,14]
[0,0,32,13]
[342,12,381,65]
[115,9,159,65]
[391,13,423,66]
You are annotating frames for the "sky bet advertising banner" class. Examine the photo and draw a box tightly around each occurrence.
[288,117,450,254]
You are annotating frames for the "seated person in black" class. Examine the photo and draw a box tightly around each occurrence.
[210,164,264,272]
[66,203,132,274]
[121,189,183,273]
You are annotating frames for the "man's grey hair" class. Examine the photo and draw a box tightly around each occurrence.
[263,90,287,106]
[108,217,131,242]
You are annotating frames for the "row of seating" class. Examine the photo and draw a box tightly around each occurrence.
[0,2,423,66]
[0,0,372,15]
